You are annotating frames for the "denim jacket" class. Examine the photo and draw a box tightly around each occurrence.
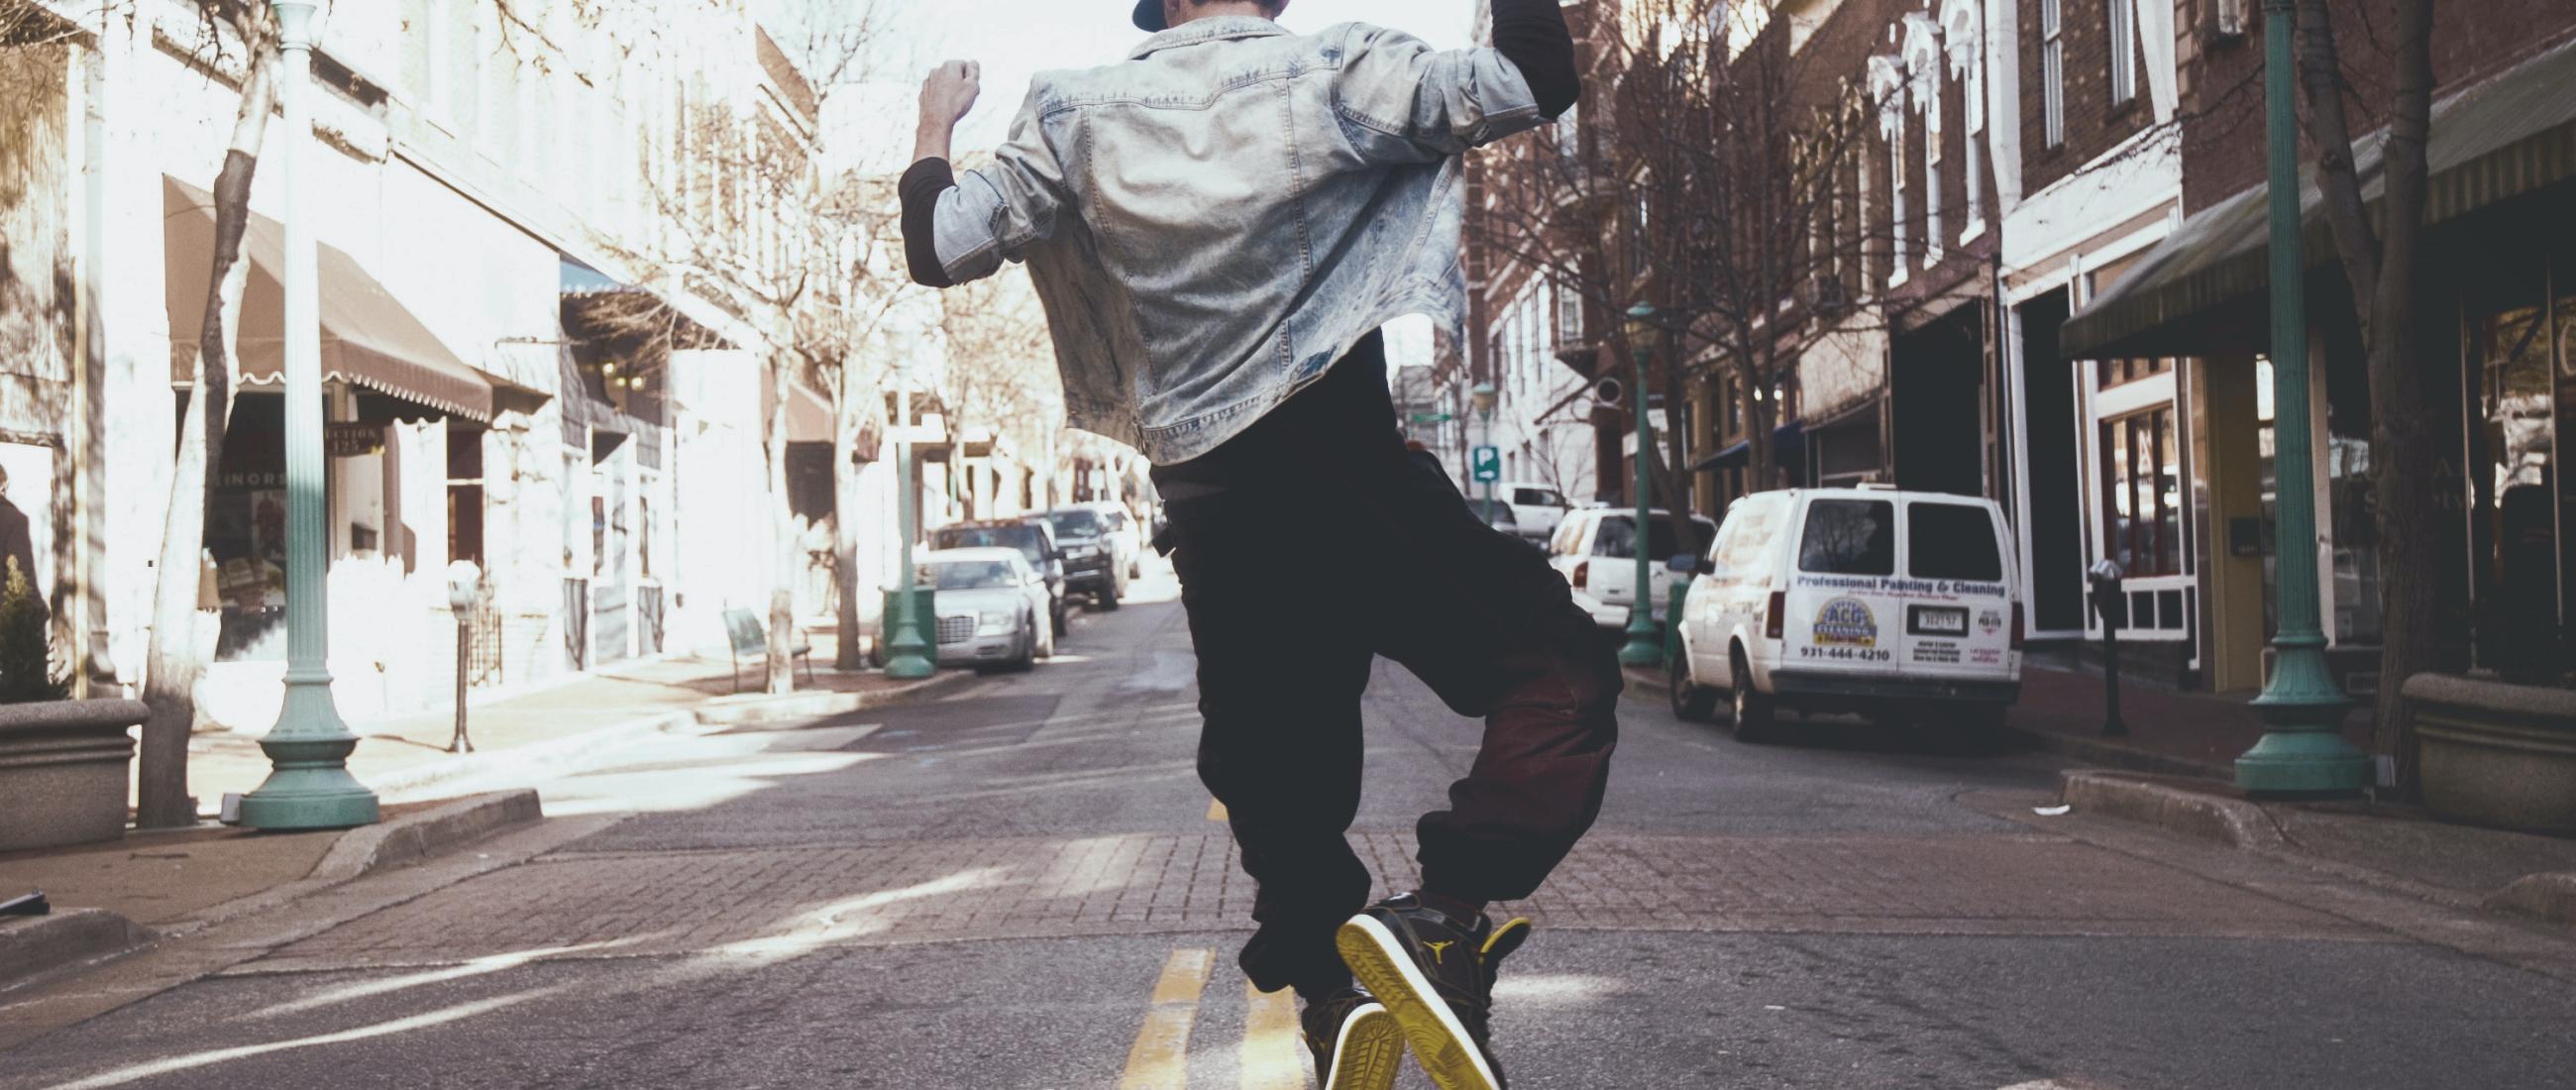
[920,16,1548,464]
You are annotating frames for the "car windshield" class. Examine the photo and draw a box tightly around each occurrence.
[1799,499,1896,575]
[1512,488,1568,507]
[927,560,1019,591]
[1909,502,2003,581]
[1046,509,1104,539]
[1466,498,1517,523]
[1589,515,1715,559]
[936,525,1042,563]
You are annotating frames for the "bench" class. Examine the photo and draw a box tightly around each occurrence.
[723,607,814,693]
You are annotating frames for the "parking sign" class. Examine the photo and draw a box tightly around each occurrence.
[1471,445,1502,483]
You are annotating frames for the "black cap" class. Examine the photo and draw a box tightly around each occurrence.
[1133,0,1164,32]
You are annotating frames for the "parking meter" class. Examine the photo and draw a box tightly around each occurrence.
[2087,560,2127,736]
[446,560,482,753]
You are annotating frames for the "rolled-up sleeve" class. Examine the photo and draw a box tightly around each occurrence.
[903,88,1069,287]
[1329,23,1547,164]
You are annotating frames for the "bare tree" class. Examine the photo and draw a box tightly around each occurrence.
[937,262,1062,516]
[135,1,277,827]
[2294,0,2445,791]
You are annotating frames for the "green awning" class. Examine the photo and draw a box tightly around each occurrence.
[2062,37,2576,359]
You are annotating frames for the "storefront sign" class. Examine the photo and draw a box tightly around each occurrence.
[327,423,384,458]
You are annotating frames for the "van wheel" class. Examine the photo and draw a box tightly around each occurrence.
[1729,651,1776,743]
[1668,655,1720,722]
[1098,584,1121,611]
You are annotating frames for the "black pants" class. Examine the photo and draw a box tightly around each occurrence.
[1152,333,1622,998]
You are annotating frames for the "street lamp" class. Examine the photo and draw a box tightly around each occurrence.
[2236,0,2371,795]
[1469,382,1498,507]
[884,375,934,680]
[238,0,378,830]
[1618,303,1663,669]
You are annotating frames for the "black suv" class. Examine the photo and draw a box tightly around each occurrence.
[931,517,1071,636]
[1043,507,1123,610]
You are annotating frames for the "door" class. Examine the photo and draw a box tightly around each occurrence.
[1896,499,2018,680]
[1783,495,1901,678]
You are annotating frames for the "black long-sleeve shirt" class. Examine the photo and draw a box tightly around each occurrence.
[903,3,1581,289]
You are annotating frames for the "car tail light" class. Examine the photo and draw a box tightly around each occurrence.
[1572,561,1588,591]
[2010,603,2026,650]
[1765,591,1786,639]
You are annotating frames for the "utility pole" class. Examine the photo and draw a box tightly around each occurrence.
[2236,0,2372,795]
[238,0,376,830]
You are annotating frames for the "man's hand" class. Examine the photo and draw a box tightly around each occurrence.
[915,60,982,164]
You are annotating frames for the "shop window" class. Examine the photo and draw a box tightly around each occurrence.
[447,424,484,569]
[2100,407,2183,578]
[2468,295,2564,677]
[2096,357,2173,388]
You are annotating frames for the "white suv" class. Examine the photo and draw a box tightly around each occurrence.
[1495,482,1571,543]
[1547,507,1720,629]
[1669,488,2023,738]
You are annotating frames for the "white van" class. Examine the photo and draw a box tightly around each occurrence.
[1495,482,1572,542]
[1668,487,2022,737]
[1548,507,1721,629]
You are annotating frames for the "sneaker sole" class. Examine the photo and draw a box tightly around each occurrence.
[1337,915,1501,1090]
[1323,1002,1402,1090]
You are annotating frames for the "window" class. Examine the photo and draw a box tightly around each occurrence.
[2097,357,2174,388]
[1555,279,1583,344]
[1798,499,1895,575]
[2040,0,2066,148]
[2101,407,2184,577]
[1590,515,1718,560]
[447,424,485,569]
[2108,0,2138,105]
[1513,488,1568,507]
[1908,502,2003,581]
[1629,192,1653,276]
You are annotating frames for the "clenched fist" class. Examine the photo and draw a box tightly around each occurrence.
[920,60,982,128]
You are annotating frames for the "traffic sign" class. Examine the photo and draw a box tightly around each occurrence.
[1471,445,1502,484]
[1409,412,1454,424]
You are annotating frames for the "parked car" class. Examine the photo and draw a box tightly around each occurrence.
[1667,487,2023,739]
[914,547,1054,671]
[930,517,1070,636]
[1495,482,1571,542]
[1084,502,1146,580]
[1547,507,1721,630]
[1043,506,1124,609]
[1464,497,1522,536]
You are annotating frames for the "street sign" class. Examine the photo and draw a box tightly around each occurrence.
[1471,445,1501,483]
[1409,412,1454,424]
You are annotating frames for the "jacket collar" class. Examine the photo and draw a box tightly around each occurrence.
[1129,15,1288,60]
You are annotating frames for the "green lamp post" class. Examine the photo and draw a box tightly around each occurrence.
[2236,0,2372,795]
[885,379,934,680]
[1618,303,1664,669]
[239,0,378,830]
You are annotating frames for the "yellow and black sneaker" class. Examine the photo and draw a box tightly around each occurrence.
[1335,894,1532,1090]
[1300,987,1402,1090]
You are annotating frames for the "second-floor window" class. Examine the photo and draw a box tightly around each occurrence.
[1556,278,1583,344]
[2041,0,2067,148]
[2108,0,2138,105]
[1630,192,1653,277]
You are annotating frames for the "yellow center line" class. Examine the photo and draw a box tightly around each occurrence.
[1240,978,1307,1090]
[1120,948,1215,1090]
[1207,798,1229,822]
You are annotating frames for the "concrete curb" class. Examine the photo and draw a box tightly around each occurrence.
[2488,872,2576,929]
[693,671,979,728]
[0,909,151,995]
[2059,771,2286,850]
[2002,724,2234,781]
[172,789,547,935]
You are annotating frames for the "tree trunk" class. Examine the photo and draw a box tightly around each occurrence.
[830,368,863,672]
[764,370,797,696]
[136,56,272,829]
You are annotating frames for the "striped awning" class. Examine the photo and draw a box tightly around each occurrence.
[2062,37,2576,359]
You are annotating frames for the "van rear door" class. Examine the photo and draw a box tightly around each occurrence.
[1897,499,2018,680]
[1783,496,1902,677]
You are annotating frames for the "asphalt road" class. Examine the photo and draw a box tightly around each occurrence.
[7,567,2574,1089]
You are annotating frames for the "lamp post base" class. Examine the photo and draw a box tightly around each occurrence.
[239,677,379,830]
[2237,642,2372,796]
[884,587,936,680]
[1617,616,1664,669]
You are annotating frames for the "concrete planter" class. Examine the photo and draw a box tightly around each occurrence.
[0,699,149,851]
[2406,673,2576,836]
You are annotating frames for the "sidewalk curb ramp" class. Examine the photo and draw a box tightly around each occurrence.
[0,790,541,993]
[2059,771,2286,850]
[0,909,150,995]
[692,672,979,728]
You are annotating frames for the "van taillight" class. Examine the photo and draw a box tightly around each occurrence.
[2010,603,2026,650]
[1572,561,1588,591]
[1765,591,1786,639]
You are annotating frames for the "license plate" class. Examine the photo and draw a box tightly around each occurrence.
[1908,606,1969,636]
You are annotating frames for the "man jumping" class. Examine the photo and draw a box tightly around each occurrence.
[901,3,1609,1087]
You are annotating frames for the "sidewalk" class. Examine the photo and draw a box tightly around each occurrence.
[2003,661,2374,779]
